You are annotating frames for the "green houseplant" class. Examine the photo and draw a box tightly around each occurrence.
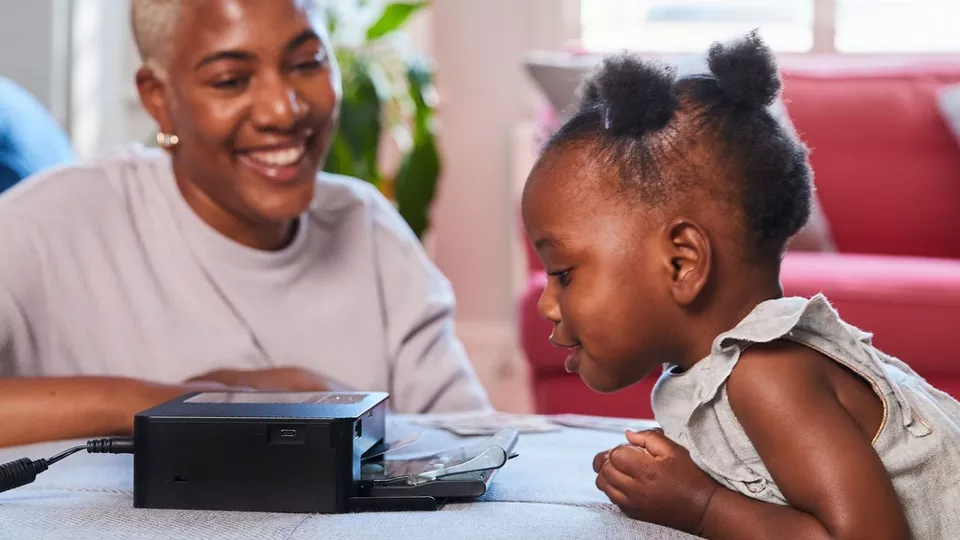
[321,1,440,240]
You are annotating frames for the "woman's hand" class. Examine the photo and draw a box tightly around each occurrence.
[594,430,720,535]
[184,366,331,392]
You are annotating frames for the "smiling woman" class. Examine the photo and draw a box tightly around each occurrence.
[133,0,341,250]
[0,0,490,448]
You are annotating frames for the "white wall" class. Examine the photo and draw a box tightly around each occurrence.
[426,1,578,409]
[70,0,141,159]
[429,0,577,324]
[0,0,72,129]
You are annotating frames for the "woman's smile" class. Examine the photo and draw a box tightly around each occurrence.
[235,132,315,184]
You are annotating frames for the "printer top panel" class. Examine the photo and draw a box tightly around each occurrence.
[136,391,388,420]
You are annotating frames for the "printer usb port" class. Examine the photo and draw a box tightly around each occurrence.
[269,425,305,444]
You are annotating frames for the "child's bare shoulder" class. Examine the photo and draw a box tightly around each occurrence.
[726,339,883,442]
[727,340,834,403]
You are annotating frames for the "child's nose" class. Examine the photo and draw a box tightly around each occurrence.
[537,281,561,323]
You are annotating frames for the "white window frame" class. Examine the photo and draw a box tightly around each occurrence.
[811,0,836,53]
[573,0,960,56]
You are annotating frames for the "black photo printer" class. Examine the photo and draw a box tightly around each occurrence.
[133,391,388,513]
[132,391,516,514]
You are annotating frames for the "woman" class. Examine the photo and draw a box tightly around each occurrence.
[0,0,489,448]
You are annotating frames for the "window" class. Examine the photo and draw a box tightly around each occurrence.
[836,0,960,52]
[581,0,812,52]
[581,0,960,53]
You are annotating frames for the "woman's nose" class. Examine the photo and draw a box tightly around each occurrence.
[252,75,306,131]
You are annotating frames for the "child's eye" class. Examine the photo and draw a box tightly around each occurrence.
[548,269,572,287]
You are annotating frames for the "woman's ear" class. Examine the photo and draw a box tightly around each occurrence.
[662,218,712,306]
[135,64,175,135]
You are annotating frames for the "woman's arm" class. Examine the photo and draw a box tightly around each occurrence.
[0,262,188,448]
[0,377,204,448]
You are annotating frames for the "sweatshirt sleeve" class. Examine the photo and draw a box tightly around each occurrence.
[368,193,492,414]
[0,213,38,377]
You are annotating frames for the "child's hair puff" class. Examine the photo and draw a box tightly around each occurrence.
[544,31,813,259]
[581,55,678,138]
[707,30,782,109]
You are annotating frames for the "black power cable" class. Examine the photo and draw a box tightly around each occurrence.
[0,437,134,493]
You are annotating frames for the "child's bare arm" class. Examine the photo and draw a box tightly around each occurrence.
[714,342,911,540]
[595,430,836,538]
[594,342,910,539]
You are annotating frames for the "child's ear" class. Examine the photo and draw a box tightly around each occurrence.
[662,219,711,306]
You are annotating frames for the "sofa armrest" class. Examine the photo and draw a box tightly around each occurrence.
[781,252,960,376]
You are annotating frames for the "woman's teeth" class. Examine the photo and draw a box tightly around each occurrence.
[247,146,305,167]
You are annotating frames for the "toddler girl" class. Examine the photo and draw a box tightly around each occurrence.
[522,31,960,539]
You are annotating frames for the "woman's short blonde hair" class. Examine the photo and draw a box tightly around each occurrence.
[130,0,186,68]
[131,0,326,69]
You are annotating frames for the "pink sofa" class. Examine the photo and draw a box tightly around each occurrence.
[519,59,960,419]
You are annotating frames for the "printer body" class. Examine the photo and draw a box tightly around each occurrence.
[132,391,387,513]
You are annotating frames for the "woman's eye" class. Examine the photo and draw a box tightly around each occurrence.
[211,76,249,90]
[295,59,323,72]
[293,52,328,72]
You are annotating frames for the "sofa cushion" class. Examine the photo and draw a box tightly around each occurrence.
[535,374,658,420]
[780,63,960,259]
[937,83,960,148]
[786,194,836,252]
[781,251,960,379]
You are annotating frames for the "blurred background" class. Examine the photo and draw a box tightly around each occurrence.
[3,0,959,417]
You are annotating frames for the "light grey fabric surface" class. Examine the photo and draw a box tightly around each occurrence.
[0,418,698,540]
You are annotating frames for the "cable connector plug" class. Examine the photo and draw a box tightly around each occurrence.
[0,437,135,494]
[86,437,135,455]
[0,457,49,493]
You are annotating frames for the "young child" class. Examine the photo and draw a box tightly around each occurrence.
[522,31,960,539]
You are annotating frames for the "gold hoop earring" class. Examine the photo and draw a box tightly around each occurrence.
[156,132,179,149]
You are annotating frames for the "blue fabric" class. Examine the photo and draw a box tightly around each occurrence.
[0,77,74,193]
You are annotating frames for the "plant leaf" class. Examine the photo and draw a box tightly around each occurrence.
[394,60,440,239]
[395,134,440,239]
[323,132,357,179]
[325,51,383,186]
[324,6,339,37]
[366,2,426,41]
